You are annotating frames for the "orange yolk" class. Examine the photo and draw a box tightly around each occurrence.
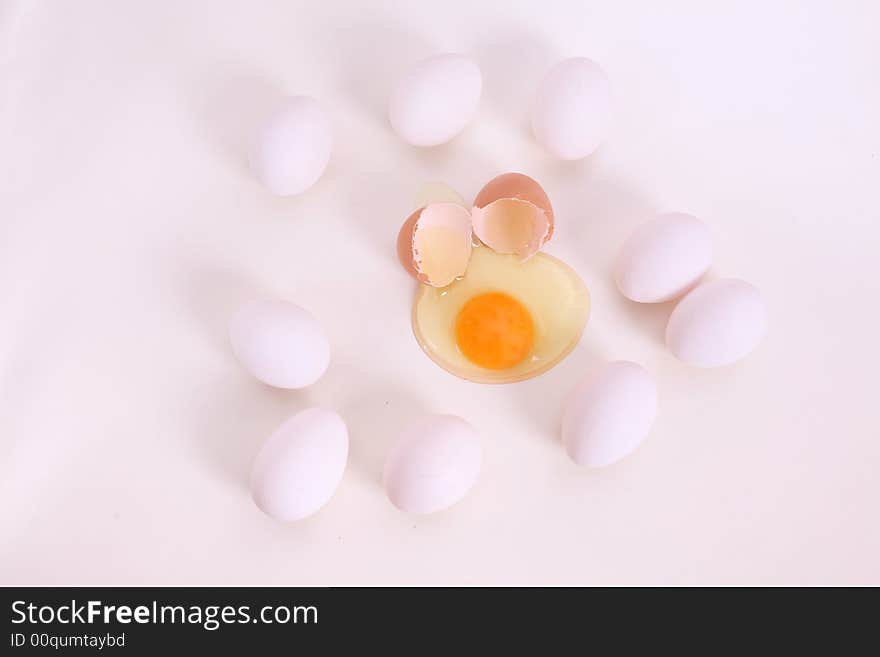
[455,292,535,370]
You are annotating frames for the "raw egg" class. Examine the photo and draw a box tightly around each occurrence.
[412,244,590,383]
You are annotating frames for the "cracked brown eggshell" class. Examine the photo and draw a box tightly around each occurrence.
[471,173,554,260]
[396,203,474,287]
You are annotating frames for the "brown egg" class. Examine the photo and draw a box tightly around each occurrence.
[471,173,554,260]
[396,203,474,287]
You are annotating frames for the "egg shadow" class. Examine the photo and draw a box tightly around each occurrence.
[197,66,287,173]
[473,32,560,139]
[190,379,315,491]
[507,341,607,445]
[336,370,428,489]
[171,261,314,488]
[409,138,477,172]
[614,296,680,348]
[315,13,506,174]
[615,267,719,349]
[556,174,685,347]
[317,16,433,126]
[563,175,655,274]
[330,158,422,268]
[174,261,275,359]
[614,245,724,347]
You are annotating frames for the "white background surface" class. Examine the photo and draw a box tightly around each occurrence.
[1,0,878,585]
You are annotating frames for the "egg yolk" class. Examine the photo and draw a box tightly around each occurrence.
[455,292,535,369]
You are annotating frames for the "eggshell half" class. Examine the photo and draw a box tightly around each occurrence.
[229,300,330,389]
[562,361,657,467]
[666,278,766,367]
[616,213,713,303]
[251,408,349,522]
[388,53,482,147]
[471,172,554,260]
[396,203,473,287]
[384,414,482,514]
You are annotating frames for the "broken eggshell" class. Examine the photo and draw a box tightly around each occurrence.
[397,202,474,287]
[471,173,554,261]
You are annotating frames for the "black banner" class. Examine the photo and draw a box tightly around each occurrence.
[2,586,857,651]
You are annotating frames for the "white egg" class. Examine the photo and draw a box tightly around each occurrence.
[229,299,330,389]
[251,408,349,521]
[250,96,332,195]
[666,279,766,367]
[388,54,482,147]
[616,213,713,303]
[383,414,482,514]
[531,57,612,160]
[562,361,657,467]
